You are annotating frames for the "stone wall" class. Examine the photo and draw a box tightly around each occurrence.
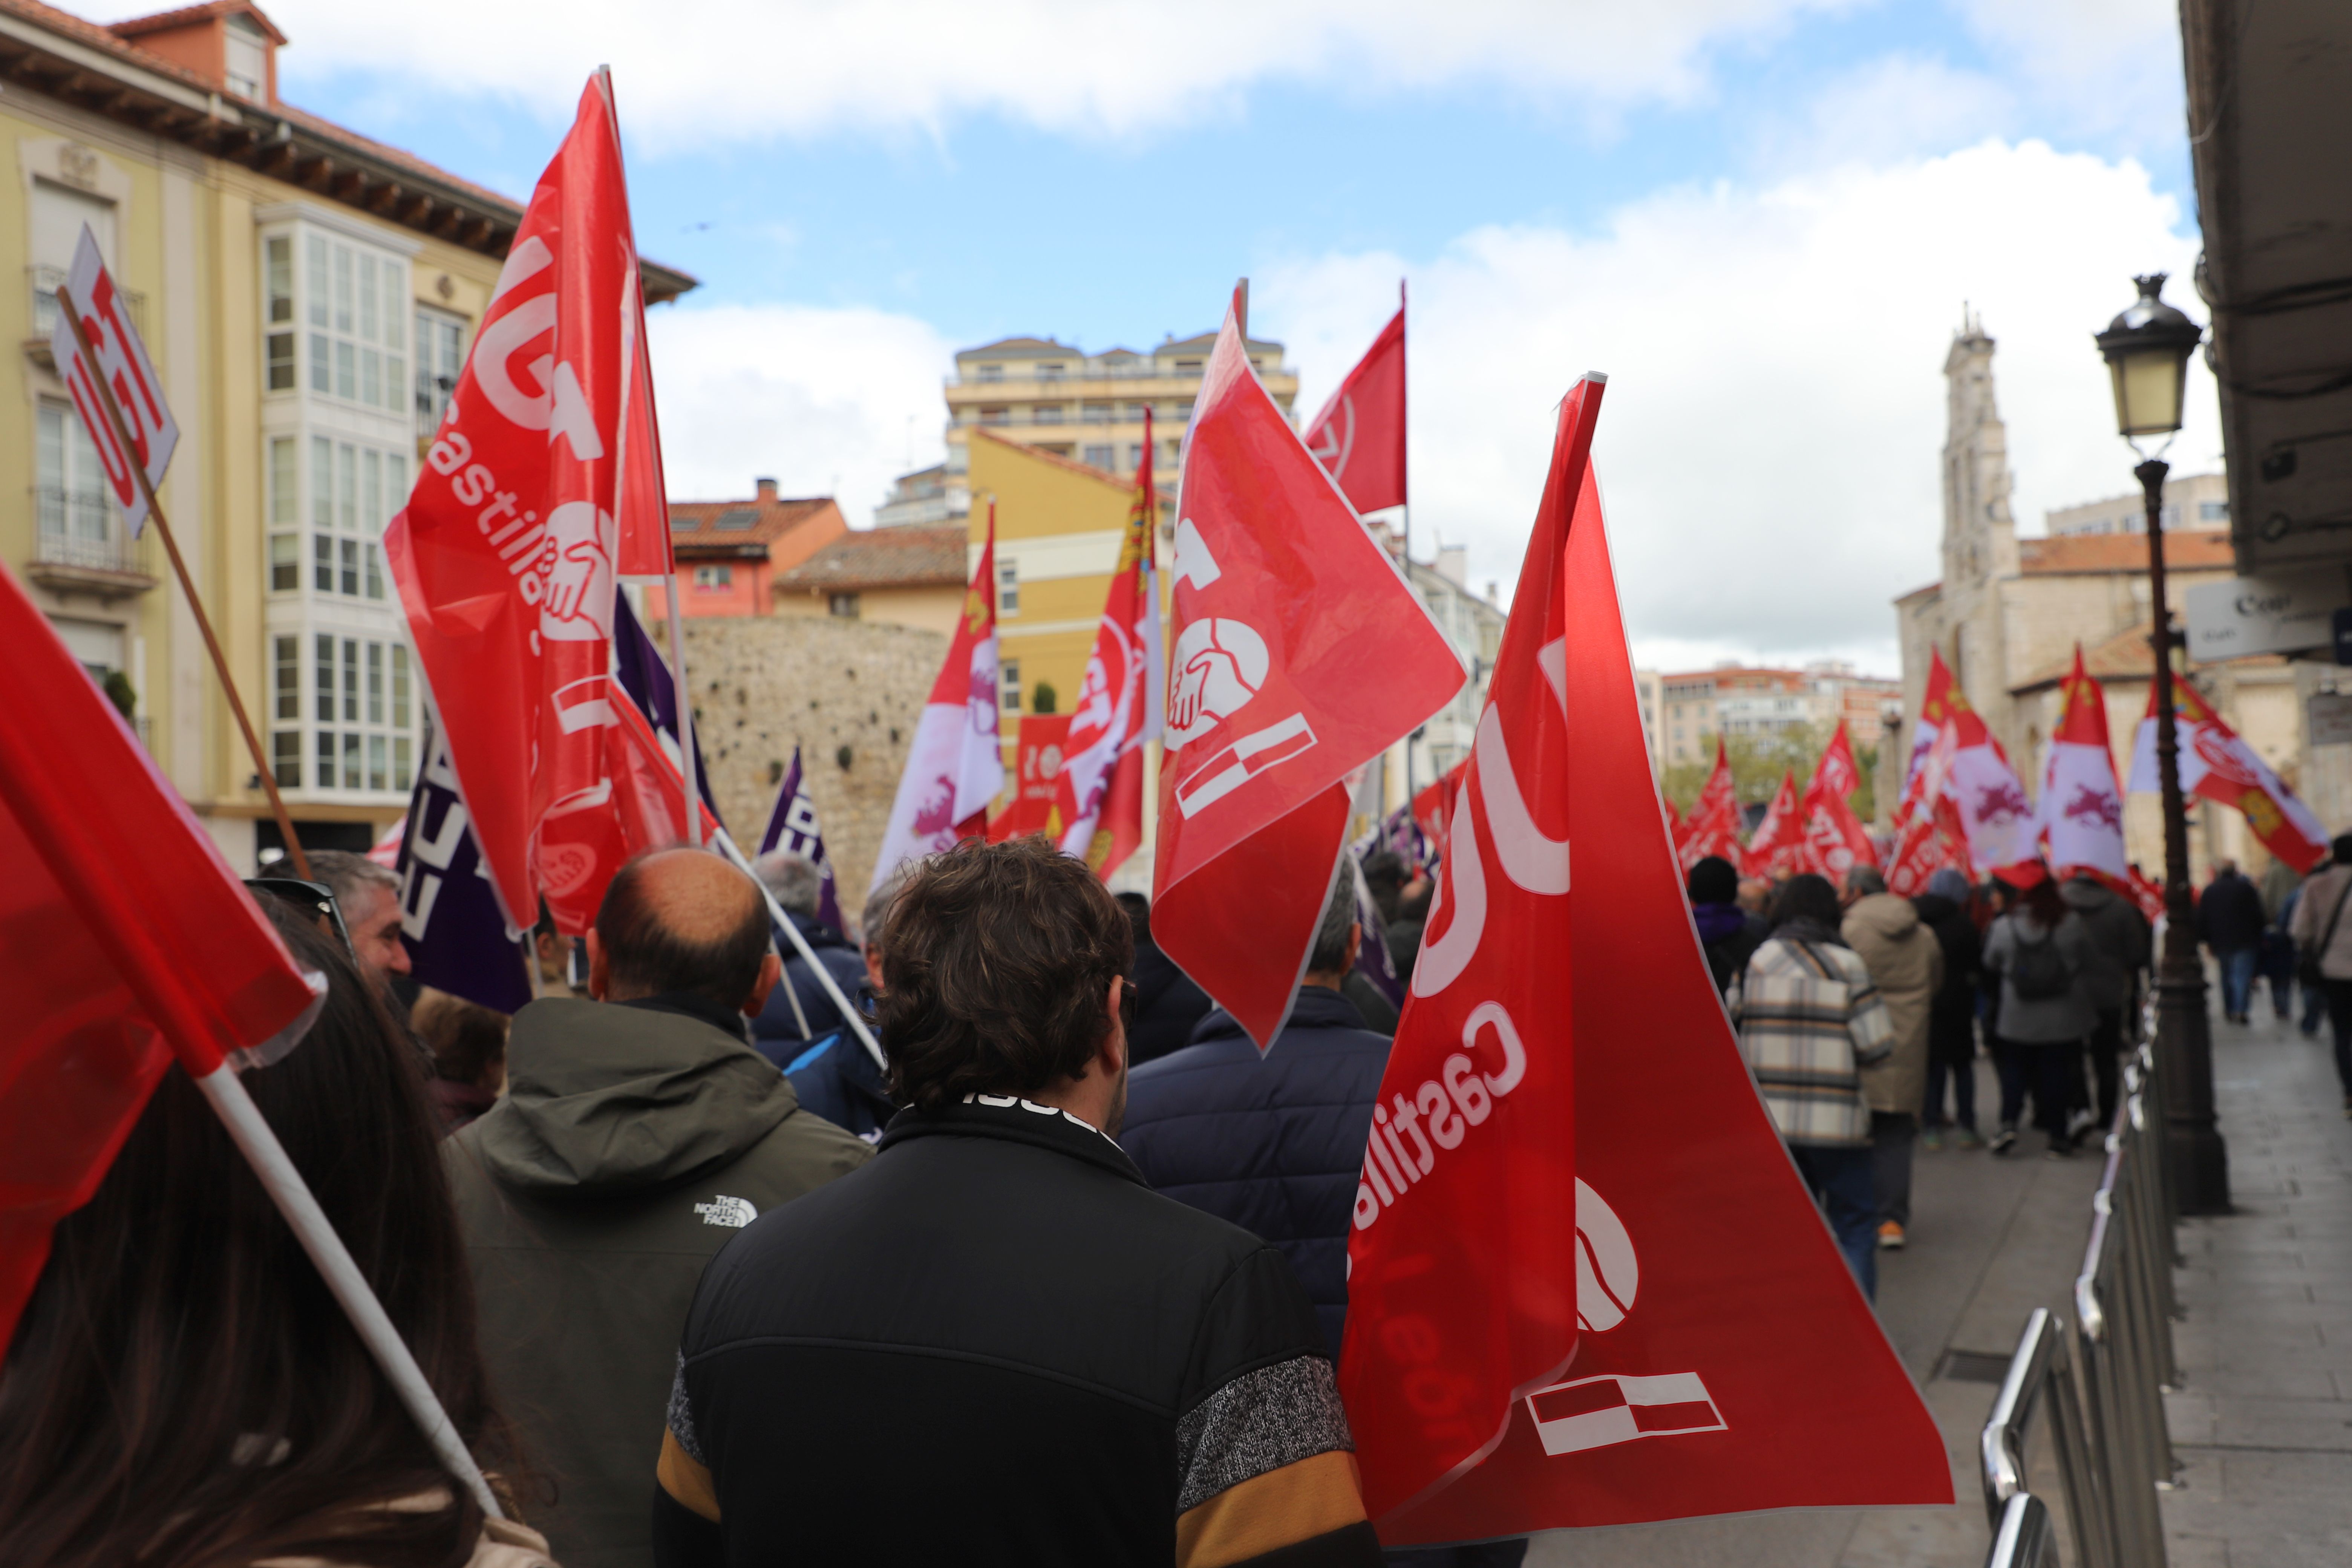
[657,615,947,915]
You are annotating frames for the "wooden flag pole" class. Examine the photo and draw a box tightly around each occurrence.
[55,284,312,882]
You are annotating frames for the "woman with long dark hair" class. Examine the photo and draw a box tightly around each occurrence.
[0,899,550,1566]
[1982,868,2095,1158]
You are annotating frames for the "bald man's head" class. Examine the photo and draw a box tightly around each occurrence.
[591,848,775,1012]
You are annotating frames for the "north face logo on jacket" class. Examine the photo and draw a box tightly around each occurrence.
[693,1195,757,1229]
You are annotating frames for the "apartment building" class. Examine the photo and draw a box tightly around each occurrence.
[649,480,845,619]
[937,331,1298,503]
[1657,662,1899,767]
[0,0,692,865]
[2045,471,2229,537]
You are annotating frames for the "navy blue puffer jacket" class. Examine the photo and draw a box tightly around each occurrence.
[1118,985,1391,1361]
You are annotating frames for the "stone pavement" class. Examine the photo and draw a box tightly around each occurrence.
[2159,1010,2352,1567]
[1525,1057,2104,1567]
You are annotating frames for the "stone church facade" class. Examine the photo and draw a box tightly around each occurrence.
[1883,319,2309,881]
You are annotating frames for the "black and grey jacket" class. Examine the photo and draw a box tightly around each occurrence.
[654,1095,1380,1568]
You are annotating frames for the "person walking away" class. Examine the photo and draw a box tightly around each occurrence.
[1913,869,1984,1148]
[2277,882,2330,1038]
[2259,857,2302,1021]
[0,897,555,1566]
[415,987,511,1134]
[654,838,1381,1568]
[1731,873,1896,1299]
[781,870,907,1141]
[2196,859,2268,1025]
[2062,869,2151,1133]
[1118,890,1216,1064]
[1983,870,2097,1157]
[1387,873,1435,988]
[2288,833,2352,1116]
[1689,854,1766,999]
[1842,867,1942,1252]
[447,848,870,1566]
[747,850,869,1062]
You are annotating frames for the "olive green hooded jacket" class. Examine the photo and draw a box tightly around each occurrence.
[446,995,870,1568]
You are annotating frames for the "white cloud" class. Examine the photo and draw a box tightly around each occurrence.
[1259,139,2216,675]
[97,0,1854,145]
[1953,0,2186,153]
[646,303,952,519]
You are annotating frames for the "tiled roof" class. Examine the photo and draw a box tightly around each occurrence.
[777,526,969,593]
[667,495,842,561]
[2010,620,2284,695]
[0,0,695,298]
[959,337,1078,357]
[111,1,284,45]
[2018,529,2236,575]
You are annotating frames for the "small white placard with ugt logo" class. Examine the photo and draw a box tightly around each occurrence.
[1526,1372,1727,1457]
[49,224,179,536]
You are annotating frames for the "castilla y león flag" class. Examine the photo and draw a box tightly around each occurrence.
[2128,674,2326,873]
[871,512,1004,892]
[1304,297,1406,516]
[386,72,683,936]
[1342,376,1947,1543]
[0,560,319,1354]
[2039,646,2128,887]
[1153,292,1462,1048]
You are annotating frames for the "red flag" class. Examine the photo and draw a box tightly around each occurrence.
[1677,738,1744,870]
[2038,647,2129,888]
[990,715,1074,843]
[2127,675,2327,872]
[1796,721,1877,879]
[387,74,674,934]
[872,510,1004,889]
[1053,412,1162,877]
[2127,864,2168,923]
[1152,290,1463,1048]
[1303,296,1407,516]
[1663,793,1685,846]
[1346,382,1948,1543]
[1740,772,1808,880]
[0,561,318,1354]
[1412,759,1470,866]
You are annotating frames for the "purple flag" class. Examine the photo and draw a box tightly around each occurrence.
[761,746,843,934]
[1347,854,1404,1008]
[614,591,726,834]
[394,727,533,1015]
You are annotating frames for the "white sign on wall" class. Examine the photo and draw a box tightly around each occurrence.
[2184,573,2350,663]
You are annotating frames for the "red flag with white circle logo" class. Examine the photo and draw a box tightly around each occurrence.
[387,72,678,934]
[1344,377,1948,1542]
[1303,300,1406,516]
[1152,291,1463,1049]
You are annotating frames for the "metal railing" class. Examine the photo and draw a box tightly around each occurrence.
[1980,1034,2182,1568]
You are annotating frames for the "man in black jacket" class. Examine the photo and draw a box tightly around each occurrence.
[1913,868,1985,1148]
[656,838,1380,1568]
[2197,860,2268,1024]
[1121,871,1392,1360]
[747,849,868,1060]
[1118,890,1214,1064]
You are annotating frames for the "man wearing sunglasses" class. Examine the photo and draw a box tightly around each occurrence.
[302,849,414,1000]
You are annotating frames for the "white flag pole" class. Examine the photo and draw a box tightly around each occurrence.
[194,1064,503,1520]
[711,830,887,1072]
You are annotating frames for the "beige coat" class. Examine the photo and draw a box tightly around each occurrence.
[1842,893,1944,1116]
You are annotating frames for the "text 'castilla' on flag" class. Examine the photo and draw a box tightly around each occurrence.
[1341,373,1949,1545]
[1149,286,1465,1050]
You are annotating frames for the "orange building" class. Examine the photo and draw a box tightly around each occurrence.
[649,479,846,618]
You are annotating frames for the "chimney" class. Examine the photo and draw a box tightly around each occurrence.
[755,477,778,504]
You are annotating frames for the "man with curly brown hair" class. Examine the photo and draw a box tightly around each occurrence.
[654,837,1380,1568]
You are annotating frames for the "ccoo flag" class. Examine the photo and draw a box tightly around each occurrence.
[1151,290,1464,1048]
[1740,772,1808,880]
[1303,294,1407,517]
[870,509,1004,892]
[1796,721,1878,880]
[1344,378,1949,1544]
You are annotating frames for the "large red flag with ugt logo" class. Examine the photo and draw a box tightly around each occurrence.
[387,72,674,936]
[1346,377,1948,1545]
[1152,290,1462,1049]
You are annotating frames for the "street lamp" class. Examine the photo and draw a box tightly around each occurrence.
[2095,272,2228,1214]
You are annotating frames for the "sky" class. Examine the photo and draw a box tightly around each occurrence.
[118,0,2215,675]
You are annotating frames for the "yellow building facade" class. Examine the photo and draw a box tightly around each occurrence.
[0,1,689,867]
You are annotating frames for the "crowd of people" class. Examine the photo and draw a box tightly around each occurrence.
[10,821,2352,1566]
[1694,833,2352,1301]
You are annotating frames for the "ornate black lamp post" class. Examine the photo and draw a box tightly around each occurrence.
[2094,273,2228,1213]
